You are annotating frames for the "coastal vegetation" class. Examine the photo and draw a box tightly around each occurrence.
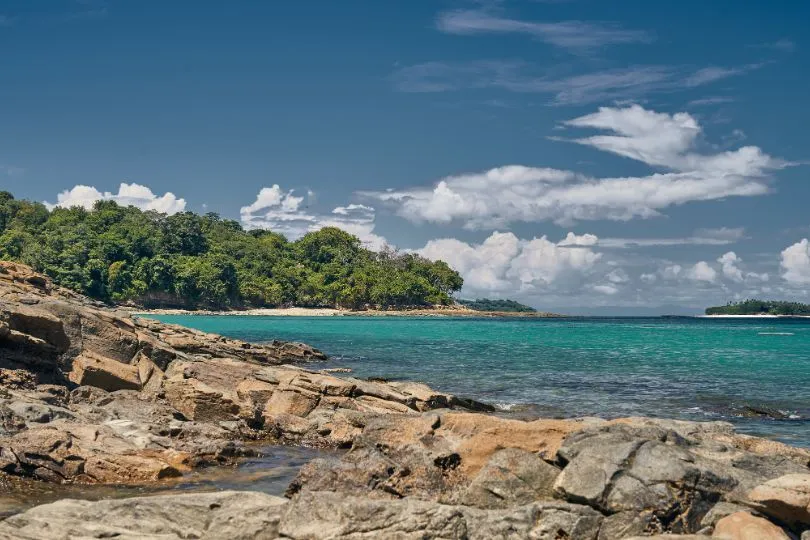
[705,299,810,316]
[458,298,537,313]
[0,191,463,310]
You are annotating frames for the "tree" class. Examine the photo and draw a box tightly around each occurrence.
[0,191,464,310]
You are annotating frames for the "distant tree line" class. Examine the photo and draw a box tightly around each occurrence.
[705,299,810,316]
[459,298,537,313]
[0,191,463,310]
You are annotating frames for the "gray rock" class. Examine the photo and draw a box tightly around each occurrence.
[461,448,561,509]
[5,400,74,424]
[279,490,602,540]
[553,423,808,535]
[700,502,753,528]
[0,490,287,539]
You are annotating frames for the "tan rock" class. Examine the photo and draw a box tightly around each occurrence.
[68,352,141,391]
[439,412,584,475]
[263,388,319,418]
[236,379,277,411]
[713,511,789,539]
[748,474,810,529]
[163,378,240,422]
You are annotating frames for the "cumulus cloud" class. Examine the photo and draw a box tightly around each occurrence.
[45,183,186,214]
[686,261,717,283]
[418,231,602,295]
[240,186,387,250]
[365,105,787,229]
[781,239,810,284]
[592,284,619,295]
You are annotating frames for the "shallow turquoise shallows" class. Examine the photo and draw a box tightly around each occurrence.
[149,316,810,447]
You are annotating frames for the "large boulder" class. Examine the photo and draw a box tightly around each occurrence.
[748,474,810,531]
[713,511,789,539]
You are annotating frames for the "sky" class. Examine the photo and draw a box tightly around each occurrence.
[1,0,809,314]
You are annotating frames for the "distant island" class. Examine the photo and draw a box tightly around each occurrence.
[458,298,537,313]
[705,299,810,316]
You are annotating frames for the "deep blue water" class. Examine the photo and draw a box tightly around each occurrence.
[150,315,810,447]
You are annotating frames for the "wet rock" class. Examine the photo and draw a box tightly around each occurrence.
[748,474,810,530]
[712,511,789,539]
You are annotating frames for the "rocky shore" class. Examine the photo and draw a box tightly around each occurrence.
[2,261,810,539]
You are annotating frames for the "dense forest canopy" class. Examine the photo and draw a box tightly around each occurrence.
[705,299,810,316]
[459,298,537,313]
[0,192,463,310]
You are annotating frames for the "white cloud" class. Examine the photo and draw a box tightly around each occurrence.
[240,186,387,250]
[436,9,651,51]
[781,239,810,284]
[717,251,744,282]
[593,284,619,295]
[365,106,787,229]
[597,227,745,248]
[686,261,717,283]
[45,183,186,214]
[640,272,657,283]
[418,231,602,295]
[392,61,761,105]
[661,264,683,280]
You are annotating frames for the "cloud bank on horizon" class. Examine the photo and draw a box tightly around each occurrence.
[41,104,807,311]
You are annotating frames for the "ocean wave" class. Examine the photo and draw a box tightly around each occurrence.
[758,332,795,336]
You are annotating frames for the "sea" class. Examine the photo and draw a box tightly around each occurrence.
[151,315,810,448]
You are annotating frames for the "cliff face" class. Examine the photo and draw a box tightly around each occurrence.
[2,262,810,539]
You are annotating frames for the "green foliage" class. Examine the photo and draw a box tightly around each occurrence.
[0,193,463,310]
[459,298,537,313]
[705,299,810,316]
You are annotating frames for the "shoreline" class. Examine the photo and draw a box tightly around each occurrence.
[127,306,567,318]
[701,314,810,318]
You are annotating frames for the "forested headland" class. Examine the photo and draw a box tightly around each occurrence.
[458,298,537,313]
[0,192,463,310]
[705,299,810,316]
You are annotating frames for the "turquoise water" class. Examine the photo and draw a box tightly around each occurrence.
[150,315,810,447]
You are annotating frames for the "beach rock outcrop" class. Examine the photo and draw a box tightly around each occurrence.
[289,414,810,538]
[0,262,486,486]
[3,262,810,539]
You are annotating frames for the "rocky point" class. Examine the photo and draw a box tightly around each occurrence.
[1,261,809,539]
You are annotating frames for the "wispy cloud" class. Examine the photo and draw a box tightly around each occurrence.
[1,165,25,178]
[687,96,736,107]
[436,9,652,51]
[751,39,795,53]
[0,14,15,27]
[392,61,760,105]
[593,228,747,249]
[682,63,764,87]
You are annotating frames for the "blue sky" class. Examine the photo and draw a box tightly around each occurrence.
[1,0,809,313]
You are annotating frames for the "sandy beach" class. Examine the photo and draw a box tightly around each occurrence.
[129,306,565,318]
